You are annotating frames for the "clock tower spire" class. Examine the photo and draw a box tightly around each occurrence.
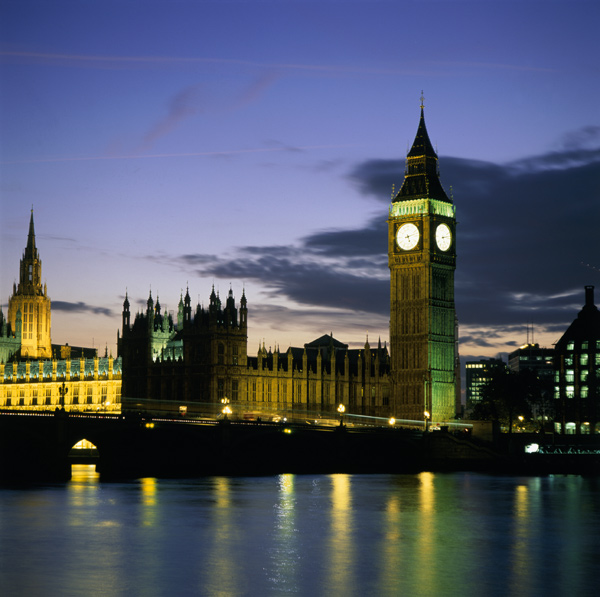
[388,101,457,424]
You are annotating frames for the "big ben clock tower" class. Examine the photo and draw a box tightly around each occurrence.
[388,98,457,423]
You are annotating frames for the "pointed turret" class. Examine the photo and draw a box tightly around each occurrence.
[122,291,131,331]
[25,209,37,259]
[393,98,450,204]
[240,288,248,327]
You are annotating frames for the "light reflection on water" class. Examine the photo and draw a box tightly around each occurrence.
[1,466,599,596]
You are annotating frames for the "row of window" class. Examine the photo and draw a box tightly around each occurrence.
[565,340,600,351]
[563,354,600,366]
[555,386,592,399]
[561,369,598,382]
[2,385,120,402]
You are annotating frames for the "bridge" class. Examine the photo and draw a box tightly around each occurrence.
[5,409,590,482]
[0,409,429,481]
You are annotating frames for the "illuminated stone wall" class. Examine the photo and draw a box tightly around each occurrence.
[0,356,122,412]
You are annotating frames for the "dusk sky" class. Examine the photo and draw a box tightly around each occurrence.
[1,0,599,370]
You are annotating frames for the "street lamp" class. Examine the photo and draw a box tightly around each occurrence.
[388,417,396,427]
[221,397,231,419]
[424,410,430,432]
[337,403,345,426]
[58,381,68,410]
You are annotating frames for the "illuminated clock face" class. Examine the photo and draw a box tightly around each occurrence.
[396,223,420,251]
[435,223,452,251]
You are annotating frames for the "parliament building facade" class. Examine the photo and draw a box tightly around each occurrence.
[2,104,462,424]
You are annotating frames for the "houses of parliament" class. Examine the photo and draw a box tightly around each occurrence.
[1,105,462,423]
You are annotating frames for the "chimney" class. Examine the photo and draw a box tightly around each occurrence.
[585,285,594,308]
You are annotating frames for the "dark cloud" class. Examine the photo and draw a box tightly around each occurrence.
[303,220,385,257]
[165,136,599,351]
[346,147,600,331]
[200,251,389,315]
[556,125,600,151]
[52,301,113,317]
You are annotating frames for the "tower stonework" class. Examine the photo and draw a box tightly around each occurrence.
[7,211,52,359]
[388,103,457,423]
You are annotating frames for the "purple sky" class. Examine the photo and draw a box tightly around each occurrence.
[1,0,599,366]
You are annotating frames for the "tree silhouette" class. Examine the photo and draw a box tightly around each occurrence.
[471,369,534,432]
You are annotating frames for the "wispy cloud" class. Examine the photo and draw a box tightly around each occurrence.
[52,301,113,317]
[1,144,355,165]
[138,84,204,151]
[1,50,550,76]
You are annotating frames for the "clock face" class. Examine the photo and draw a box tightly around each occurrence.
[435,223,452,251]
[396,223,420,251]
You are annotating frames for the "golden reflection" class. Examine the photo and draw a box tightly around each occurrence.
[141,477,157,506]
[380,489,402,589]
[68,464,100,511]
[510,483,533,593]
[215,476,231,509]
[65,464,125,593]
[416,472,436,592]
[327,474,355,593]
[70,464,99,485]
[140,477,158,527]
[270,474,298,588]
[204,476,241,596]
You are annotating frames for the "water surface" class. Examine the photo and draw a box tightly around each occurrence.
[1,467,598,596]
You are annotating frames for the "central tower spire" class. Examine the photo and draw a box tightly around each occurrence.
[8,210,52,358]
[394,102,450,204]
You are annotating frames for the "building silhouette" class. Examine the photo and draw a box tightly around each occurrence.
[0,212,121,412]
[554,286,600,434]
[119,286,390,419]
[387,99,459,422]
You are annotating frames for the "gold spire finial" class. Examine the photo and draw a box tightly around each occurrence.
[420,91,425,109]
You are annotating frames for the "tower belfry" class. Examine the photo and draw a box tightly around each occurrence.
[8,210,52,358]
[387,101,457,422]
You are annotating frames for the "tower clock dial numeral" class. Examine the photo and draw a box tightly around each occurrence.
[435,223,452,251]
[396,223,420,251]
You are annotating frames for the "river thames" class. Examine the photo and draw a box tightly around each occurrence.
[1,467,598,596]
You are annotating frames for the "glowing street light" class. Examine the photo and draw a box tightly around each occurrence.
[424,410,430,432]
[221,397,231,419]
[337,403,345,426]
[388,417,396,426]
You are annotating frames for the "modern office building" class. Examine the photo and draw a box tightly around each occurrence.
[508,343,554,379]
[465,358,507,413]
[554,286,600,434]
